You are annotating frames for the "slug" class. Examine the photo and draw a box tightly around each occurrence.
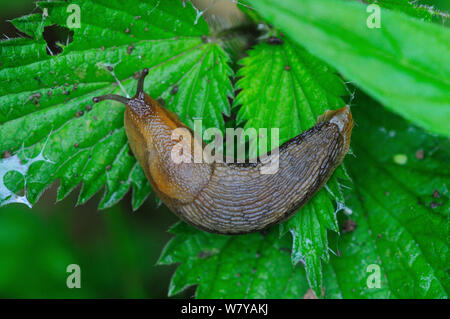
[93,69,353,234]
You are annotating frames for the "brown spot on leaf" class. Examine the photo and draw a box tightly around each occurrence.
[266,36,283,45]
[342,219,357,233]
[127,44,135,55]
[197,250,212,259]
[2,150,12,158]
[171,84,179,95]
[30,93,41,105]
[432,190,440,198]
[430,202,440,209]
[106,165,112,171]
[415,149,424,160]
[303,288,318,299]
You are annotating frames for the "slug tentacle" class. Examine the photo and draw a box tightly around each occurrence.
[136,68,149,98]
[93,69,353,235]
[92,94,130,104]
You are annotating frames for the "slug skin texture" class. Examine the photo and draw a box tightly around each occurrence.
[94,69,353,234]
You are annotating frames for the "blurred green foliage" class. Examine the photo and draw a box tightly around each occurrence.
[0,189,183,298]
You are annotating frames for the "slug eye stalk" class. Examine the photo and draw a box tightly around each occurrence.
[92,68,149,104]
[92,94,130,104]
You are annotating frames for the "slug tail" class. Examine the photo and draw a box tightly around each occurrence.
[317,106,353,154]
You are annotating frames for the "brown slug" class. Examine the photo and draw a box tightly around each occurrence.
[93,69,353,234]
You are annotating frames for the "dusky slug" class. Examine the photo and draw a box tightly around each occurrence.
[93,69,353,234]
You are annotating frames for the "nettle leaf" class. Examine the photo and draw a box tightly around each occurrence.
[0,0,232,210]
[324,95,449,298]
[158,222,311,298]
[159,92,448,299]
[361,0,446,22]
[234,39,346,147]
[247,0,450,137]
[234,37,349,295]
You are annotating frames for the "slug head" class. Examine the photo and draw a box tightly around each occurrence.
[92,69,211,206]
[92,68,152,114]
[91,68,156,182]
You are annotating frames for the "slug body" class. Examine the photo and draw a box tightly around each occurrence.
[93,69,353,234]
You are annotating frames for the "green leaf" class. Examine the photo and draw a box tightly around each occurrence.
[360,0,443,21]
[247,0,450,136]
[234,39,346,148]
[158,222,311,298]
[159,92,448,299]
[0,0,232,210]
[324,94,449,298]
[234,36,348,296]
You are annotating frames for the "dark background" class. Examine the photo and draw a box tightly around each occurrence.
[0,0,448,298]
